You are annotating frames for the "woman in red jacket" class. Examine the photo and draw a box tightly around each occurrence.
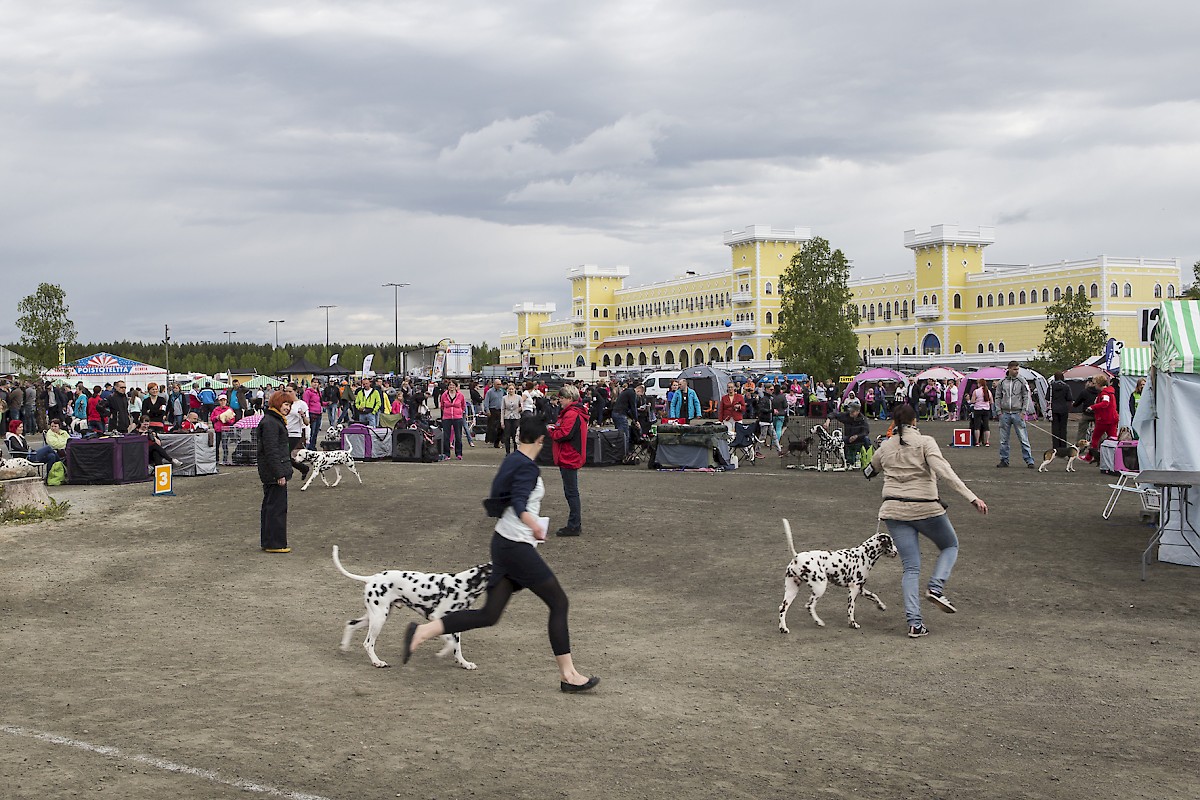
[717,381,745,436]
[549,385,587,537]
[439,380,468,461]
[1083,373,1118,462]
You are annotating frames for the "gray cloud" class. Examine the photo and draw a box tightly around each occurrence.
[1,0,1197,350]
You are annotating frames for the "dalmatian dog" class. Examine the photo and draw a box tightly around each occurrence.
[778,518,898,632]
[292,445,362,491]
[812,425,847,472]
[323,424,344,444]
[333,546,492,669]
[0,457,38,473]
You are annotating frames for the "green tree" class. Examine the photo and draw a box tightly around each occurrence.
[772,237,860,379]
[14,283,78,372]
[472,341,499,370]
[1029,291,1108,375]
[1182,259,1200,300]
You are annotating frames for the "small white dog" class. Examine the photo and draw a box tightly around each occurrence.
[292,445,363,491]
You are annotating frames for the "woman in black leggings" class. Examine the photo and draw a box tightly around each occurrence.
[402,416,599,693]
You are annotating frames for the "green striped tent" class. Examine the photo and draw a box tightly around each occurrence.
[1153,300,1200,374]
[241,374,284,389]
[1119,346,1153,377]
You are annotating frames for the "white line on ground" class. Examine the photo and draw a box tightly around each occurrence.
[1,725,334,800]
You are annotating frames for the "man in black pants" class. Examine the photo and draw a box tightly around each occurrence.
[1049,372,1072,450]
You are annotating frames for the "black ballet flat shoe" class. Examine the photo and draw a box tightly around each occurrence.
[560,676,600,693]
[402,621,418,664]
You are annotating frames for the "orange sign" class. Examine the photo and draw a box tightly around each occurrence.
[154,464,174,495]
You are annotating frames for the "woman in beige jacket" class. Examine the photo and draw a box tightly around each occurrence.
[870,404,988,638]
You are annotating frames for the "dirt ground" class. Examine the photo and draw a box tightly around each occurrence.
[2,420,1198,800]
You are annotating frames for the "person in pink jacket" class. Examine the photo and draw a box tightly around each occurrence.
[439,380,468,460]
[303,381,324,449]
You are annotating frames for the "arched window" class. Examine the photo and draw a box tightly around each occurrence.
[603,308,609,318]
[1065,286,1073,299]
[1090,283,1098,299]
[725,346,733,362]
[998,342,1006,353]
[977,343,985,353]
[778,311,784,325]
[765,312,773,324]
[1124,282,1132,297]
[1154,283,1162,298]
[1168,284,1176,297]
[638,353,647,366]
[886,348,892,356]
[1008,292,1015,305]
[695,348,705,366]
[764,281,773,295]
[861,304,867,319]
[953,293,962,309]
[997,293,1004,307]
[977,295,984,308]
[1042,288,1049,303]
[1054,287,1062,301]
[1110,282,1118,297]
[932,293,938,306]
[902,347,910,355]
[1078,285,1086,297]
[902,300,909,318]
[954,343,963,354]
[988,342,995,352]
[529,339,536,347]
[885,304,892,321]
[602,354,611,366]
[626,352,634,365]
[663,351,675,365]
[593,308,599,318]
[1019,290,1027,304]
[737,344,754,362]
[987,294,994,307]
[922,294,929,305]
[613,354,622,366]
[592,330,599,340]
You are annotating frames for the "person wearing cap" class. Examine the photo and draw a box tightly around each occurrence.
[825,397,871,467]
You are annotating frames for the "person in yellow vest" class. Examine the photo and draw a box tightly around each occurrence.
[354,378,382,427]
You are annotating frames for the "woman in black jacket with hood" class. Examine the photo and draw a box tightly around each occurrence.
[257,391,294,553]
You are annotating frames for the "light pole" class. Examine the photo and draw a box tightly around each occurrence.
[317,305,336,348]
[382,283,409,376]
[223,330,236,343]
[268,320,285,349]
[895,333,900,369]
[867,334,872,365]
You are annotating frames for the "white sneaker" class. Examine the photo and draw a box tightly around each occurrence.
[925,590,957,613]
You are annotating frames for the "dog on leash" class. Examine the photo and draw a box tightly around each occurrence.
[778,518,897,631]
[1037,438,1091,472]
[781,435,813,460]
[333,546,492,669]
[292,445,363,491]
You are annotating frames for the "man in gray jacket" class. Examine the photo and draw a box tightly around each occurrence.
[994,361,1034,468]
[482,378,506,448]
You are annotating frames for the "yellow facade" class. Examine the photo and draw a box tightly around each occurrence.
[501,224,1183,373]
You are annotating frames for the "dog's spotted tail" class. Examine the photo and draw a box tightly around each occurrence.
[331,545,372,583]
[782,518,798,557]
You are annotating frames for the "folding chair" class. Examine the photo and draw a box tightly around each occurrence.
[1103,471,1161,522]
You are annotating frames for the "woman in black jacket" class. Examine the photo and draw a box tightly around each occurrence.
[257,391,294,553]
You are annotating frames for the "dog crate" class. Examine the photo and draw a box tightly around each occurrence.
[341,424,393,461]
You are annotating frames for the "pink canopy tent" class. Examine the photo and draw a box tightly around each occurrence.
[955,367,1006,417]
[843,367,908,402]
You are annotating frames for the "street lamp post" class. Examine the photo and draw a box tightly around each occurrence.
[382,283,409,376]
[268,320,285,349]
[223,330,236,343]
[317,305,336,348]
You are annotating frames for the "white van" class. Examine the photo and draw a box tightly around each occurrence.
[641,370,683,404]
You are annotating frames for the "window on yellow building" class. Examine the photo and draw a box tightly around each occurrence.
[766,312,773,324]
[954,344,963,354]
[765,281,773,295]
[998,342,1005,353]
[977,295,984,308]
[987,294,994,307]
[988,342,995,352]
[1042,288,1049,303]
[1054,288,1062,301]
[1168,284,1176,297]
[1065,286,1073,299]
[603,308,609,318]
[593,331,599,340]
[1078,285,1085,297]
[953,293,962,309]
[1008,292,1015,305]
[932,294,938,306]
[977,343,984,353]
[1124,283,1132,297]
[922,294,929,305]
[902,300,909,318]
[1019,291,1027,304]
[1110,283,1118,297]
[997,294,1004,307]
[1154,284,1162,298]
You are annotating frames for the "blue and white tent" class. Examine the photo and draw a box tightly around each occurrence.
[43,352,168,392]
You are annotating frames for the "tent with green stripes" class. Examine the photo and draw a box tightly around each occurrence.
[1117,346,1152,432]
[1136,299,1200,567]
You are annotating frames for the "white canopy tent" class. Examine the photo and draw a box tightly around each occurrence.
[43,352,168,392]
[1134,301,1200,567]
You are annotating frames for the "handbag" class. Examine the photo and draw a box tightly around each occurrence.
[482,494,511,518]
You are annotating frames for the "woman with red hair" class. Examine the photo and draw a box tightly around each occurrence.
[256,391,294,553]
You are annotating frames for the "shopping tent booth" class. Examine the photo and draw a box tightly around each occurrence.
[45,352,168,392]
[1135,300,1200,567]
[1118,346,1152,432]
[843,368,908,404]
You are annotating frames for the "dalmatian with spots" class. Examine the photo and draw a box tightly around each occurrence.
[292,445,363,491]
[333,546,492,669]
[1,458,38,472]
[778,518,898,632]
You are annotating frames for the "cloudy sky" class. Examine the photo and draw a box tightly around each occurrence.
[2,0,1197,350]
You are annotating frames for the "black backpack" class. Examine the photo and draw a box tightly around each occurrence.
[534,394,552,420]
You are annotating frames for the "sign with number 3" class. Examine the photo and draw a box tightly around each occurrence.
[154,464,174,496]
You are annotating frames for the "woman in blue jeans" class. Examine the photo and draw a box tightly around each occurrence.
[869,404,988,638]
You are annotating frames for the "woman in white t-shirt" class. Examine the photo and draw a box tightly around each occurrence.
[520,380,543,416]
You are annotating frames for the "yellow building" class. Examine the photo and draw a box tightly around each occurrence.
[853,224,1183,363]
[500,224,1183,372]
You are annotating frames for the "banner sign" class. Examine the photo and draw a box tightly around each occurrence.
[1139,307,1161,344]
[432,351,446,378]
[362,354,374,377]
[329,353,339,366]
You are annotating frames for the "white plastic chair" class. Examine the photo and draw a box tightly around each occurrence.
[1103,471,1161,521]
